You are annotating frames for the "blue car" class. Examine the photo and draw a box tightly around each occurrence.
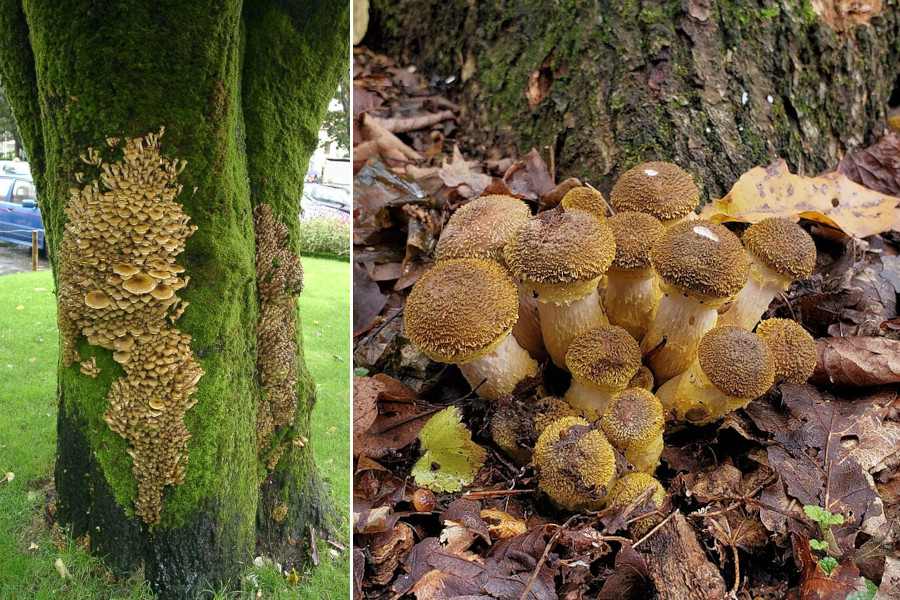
[0,173,44,250]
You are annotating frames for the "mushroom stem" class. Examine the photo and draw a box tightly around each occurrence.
[512,290,547,361]
[641,290,718,383]
[655,362,728,425]
[457,334,538,400]
[718,257,792,330]
[538,287,608,368]
[563,380,617,417]
[626,435,664,473]
[604,269,660,342]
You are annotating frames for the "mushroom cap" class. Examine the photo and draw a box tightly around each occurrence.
[601,388,664,449]
[122,272,157,294]
[112,263,141,278]
[560,187,608,222]
[566,326,642,389]
[607,472,665,513]
[490,395,574,466]
[650,220,749,300]
[434,195,531,263]
[610,162,699,222]
[608,211,665,271]
[532,396,578,434]
[504,208,616,299]
[405,258,519,363]
[698,326,775,398]
[150,284,174,300]
[742,218,816,281]
[534,416,617,511]
[755,318,817,384]
[85,290,111,309]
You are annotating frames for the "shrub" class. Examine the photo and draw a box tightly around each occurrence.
[297,212,351,260]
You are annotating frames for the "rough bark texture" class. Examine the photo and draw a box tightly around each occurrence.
[0,1,348,597]
[367,0,900,199]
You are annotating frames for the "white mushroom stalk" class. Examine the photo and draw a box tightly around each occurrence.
[458,333,538,400]
[604,267,659,342]
[717,255,791,330]
[538,286,608,368]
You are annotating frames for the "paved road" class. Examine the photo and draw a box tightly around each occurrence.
[0,241,50,276]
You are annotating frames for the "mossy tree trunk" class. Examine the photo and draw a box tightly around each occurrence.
[367,0,900,198]
[0,1,348,598]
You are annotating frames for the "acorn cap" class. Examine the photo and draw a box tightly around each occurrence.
[434,195,531,263]
[601,388,664,449]
[505,208,616,301]
[698,326,775,398]
[534,416,617,511]
[755,318,817,384]
[560,187,608,222]
[566,326,642,389]
[742,218,816,281]
[405,258,519,363]
[651,220,749,300]
[608,211,665,271]
[610,162,699,222]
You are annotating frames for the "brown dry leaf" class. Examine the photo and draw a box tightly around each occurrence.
[837,131,900,197]
[439,145,491,196]
[352,83,384,117]
[789,535,869,600]
[504,148,555,201]
[480,509,528,539]
[700,159,900,238]
[365,523,416,587]
[352,376,381,437]
[352,374,435,459]
[812,337,900,387]
[597,543,650,600]
[354,505,393,534]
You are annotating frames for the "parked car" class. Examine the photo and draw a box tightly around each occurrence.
[0,174,44,250]
[301,183,350,216]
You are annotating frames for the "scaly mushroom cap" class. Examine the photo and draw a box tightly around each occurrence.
[491,395,575,465]
[755,319,817,384]
[532,396,579,433]
[566,326,642,389]
[742,218,816,281]
[122,272,157,295]
[698,326,775,398]
[608,211,665,271]
[560,187,608,222]
[628,366,655,391]
[607,472,665,511]
[534,416,617,511]
[505,208,616,301]
[610,162,699,222]
[651,220,749,300]
[434,195,531,263]
[601,388,664,449]
[405,258,518,363]
[85,290,111,309]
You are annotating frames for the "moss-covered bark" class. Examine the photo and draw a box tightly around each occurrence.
[0,1,348,597]
[241,0,349,566]
[368,0,900,199]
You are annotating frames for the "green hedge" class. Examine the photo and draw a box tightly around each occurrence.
[297,213,351,260]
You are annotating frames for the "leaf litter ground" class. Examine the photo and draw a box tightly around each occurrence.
[351,46,900,600]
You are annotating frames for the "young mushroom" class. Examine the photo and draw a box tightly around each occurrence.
[564,325,642,417]
[560,186,608,222]
[434,194,546,361]
[609,161,700,226]
[718,218,816,330]
[534,416,617,511]
[604,211,665,341]
[601,388,665,473]
[404,258,538,400]
[641,220,749,383]
[505,207,616,368]
[606,472,666,536]
[755,318,817,384]
[655,326,775,426]
[491,395,575,466]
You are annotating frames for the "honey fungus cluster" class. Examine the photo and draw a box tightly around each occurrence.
[253,204,304,469]
[57,129,202,526]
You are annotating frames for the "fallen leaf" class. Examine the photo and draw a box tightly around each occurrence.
[438,146,491,196]
[54,557,71,579]
[412,406,486,493]
[504,148,555,201]
[352,374,430,459]
[812,337,900,387]
[480,508,528,539]
[837,132,900,197]
[352,263,386,333]
[364,523,415,587]
[28,542,38,551]
[700,159,900,238]
[15,305,23,311]
[2,472,13,483]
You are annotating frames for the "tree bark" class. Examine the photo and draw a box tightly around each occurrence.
[366,0,900,198]
[0,1,348,598]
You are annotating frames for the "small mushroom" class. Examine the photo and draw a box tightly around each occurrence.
[606,472,666,536]
[559,187,608,222]
[112,263,141,278]
[85,290,111,309]
[755,318,817,384]
[601,388,664,473]
[123,272,157,294]
[564,325,642,417]
[610,161,700,226]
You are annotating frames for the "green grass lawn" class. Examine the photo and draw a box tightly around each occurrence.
[0,257,350,599]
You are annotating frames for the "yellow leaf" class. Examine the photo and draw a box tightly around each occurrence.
[15,305,23,311]
[286,568,299,587]
[700,159,900,238]
[412,406,486,492]
[54,558,71,579]
[3,472,13,483]
[480,508,528,539]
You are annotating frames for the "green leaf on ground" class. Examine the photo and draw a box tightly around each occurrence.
[412,406,486,493]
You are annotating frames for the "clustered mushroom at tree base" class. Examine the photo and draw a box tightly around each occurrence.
[401,161,820,521]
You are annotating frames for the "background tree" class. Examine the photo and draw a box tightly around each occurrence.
[364,1,900,198]
[0,1,348,598]
[322,68,351,154]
